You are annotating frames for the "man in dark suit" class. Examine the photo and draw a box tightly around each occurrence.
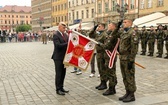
[51,22,69,95]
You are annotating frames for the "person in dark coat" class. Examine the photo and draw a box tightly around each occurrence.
[51,22,69,95]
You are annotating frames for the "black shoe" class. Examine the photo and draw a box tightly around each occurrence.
[140,52,145,55]
[61,89,69,93]
[56,90,65,95]
[95,81,103,89]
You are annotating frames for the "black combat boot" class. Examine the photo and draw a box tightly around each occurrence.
[97,81,107,90]
[150,53,153,56]
[122,91,135,102]
[119,90,129,101]
[95,81,103,89]
[156,54,162,58]
[140,52,145,55]
[147,53,151,56]
[164,55,168,59]
[102,86,116,96]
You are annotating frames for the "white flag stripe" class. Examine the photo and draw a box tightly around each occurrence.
[70,32,79,46]
[64,52,73,63]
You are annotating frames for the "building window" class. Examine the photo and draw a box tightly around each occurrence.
[91,9,94,18]
[130,0,135,9]
[91,0,95,3]
[111,0,116,11]
[140,0,145,9]
[76,0,78,6]
[76,11,79,19]
[105,2,109,13]
[81,0,84,5]
[69,1,71,7]
[98,3,102,14]
[158,0,163,6]
[86,10,89,18]
[65,16,67,21]
[69,13,71,20]
[72,0,74,6]
[64,3,67,10]
[81,10,84,19]
[72,11,74,20]
[147,0,152,8]
[86,0,89,4]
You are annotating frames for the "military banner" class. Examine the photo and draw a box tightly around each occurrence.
[63,30,98,71]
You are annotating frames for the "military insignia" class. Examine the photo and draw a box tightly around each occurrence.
[134,37,137,41]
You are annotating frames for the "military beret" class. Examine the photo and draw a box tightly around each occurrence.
[158,24,162,27]
[142,26,146,28]
[150,25,153,28]
[134,25,138,28]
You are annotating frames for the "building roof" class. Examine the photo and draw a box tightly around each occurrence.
[0,5,31,13]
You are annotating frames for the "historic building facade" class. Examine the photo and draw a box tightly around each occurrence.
[139,0,168,17]
[52,0,68,26]
[95,0,139,23]
[31,0,51,31]
[68,0,95,25]
[0,5,31,33]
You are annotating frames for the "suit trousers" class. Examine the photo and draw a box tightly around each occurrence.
[54,60,66,91]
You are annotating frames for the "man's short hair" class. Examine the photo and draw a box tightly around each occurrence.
[99,23,106,28]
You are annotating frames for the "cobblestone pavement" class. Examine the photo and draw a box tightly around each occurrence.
[0,42,168,105]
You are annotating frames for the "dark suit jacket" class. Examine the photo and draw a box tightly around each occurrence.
[51,30,68,60]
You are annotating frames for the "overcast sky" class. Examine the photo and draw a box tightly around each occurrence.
[0,0,31,7]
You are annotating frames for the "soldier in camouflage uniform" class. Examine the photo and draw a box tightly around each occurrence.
[133,25,140,53]
[147,26,156,56]
[89,23,107,90]
[140,26,148,55]
[99,22,121,96]
[164,27,168,59]
[156,24,165,58]
[118,19,137,102]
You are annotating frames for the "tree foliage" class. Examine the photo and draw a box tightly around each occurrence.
[16,24,32,32]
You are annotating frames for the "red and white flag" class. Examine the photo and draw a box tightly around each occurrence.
[63,30,98,71]
[105,38,120,69]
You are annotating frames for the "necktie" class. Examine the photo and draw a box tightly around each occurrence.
[62,33,67,42]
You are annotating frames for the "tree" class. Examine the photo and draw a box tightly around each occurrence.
[16,24,32,32]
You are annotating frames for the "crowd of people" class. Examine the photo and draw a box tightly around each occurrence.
[0,31,54,43]
[133,24,168,59]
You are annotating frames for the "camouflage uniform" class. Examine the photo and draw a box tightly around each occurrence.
[133,28,140,53]
[164,30,168,58]
[41,32,47,44]
[89,30,107,81]
[102,30,119,88]
[147,28,156,56]
[140,27,148,55]
[156,29,165,57]
[119,28,137,93]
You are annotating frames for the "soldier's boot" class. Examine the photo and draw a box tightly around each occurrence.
[95,81,103,89]
[97,81,107,90]
[119,90,129,101]
[102,86,116,96]
[156,54,162,58]
[150,53,153,56]
[147,53,151,56]
[164,55,168,59]
[122,91,135,102]
[140,52,145,55]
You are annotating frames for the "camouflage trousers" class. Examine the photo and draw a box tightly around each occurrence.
[120,60,136,92]
[141,40,147,52]
[166,42,168,55]
[102,54,117,87]
[157,42,164,55]
[96,53,105,81]
[148,41,155,53]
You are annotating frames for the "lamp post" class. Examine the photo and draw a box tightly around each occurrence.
[116,1,128,20]
[37,7,44,31]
